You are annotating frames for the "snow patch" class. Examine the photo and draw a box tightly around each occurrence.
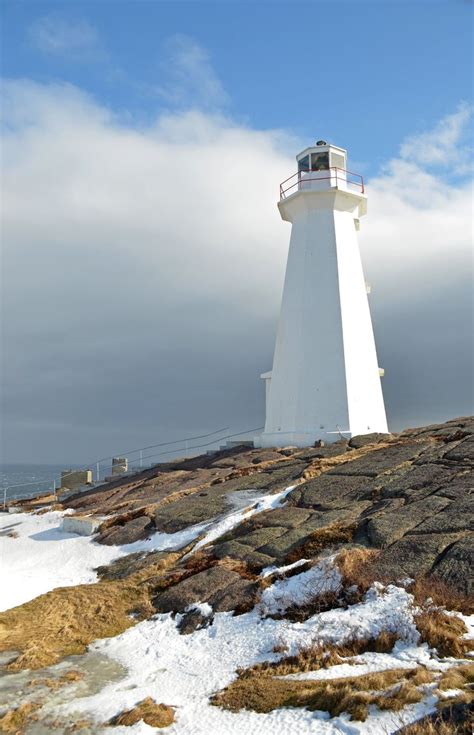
[191,484,296,554]
[261,557,311,578]
[260,556,342,615]
[0,511,125,611]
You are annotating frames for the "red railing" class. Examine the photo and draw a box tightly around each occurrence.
[280,167,365,199]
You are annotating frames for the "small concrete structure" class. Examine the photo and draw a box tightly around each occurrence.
[112,457,128,476]
[61,515,102,536]
[60,469,93,491]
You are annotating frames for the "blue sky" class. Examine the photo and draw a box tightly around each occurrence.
[3,0,472,175]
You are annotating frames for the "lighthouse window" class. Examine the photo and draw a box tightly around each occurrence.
[298,155,310,172]
[311,152,329,171]
[331,152,345,171]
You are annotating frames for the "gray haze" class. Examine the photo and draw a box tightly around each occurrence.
[1,84,473,464]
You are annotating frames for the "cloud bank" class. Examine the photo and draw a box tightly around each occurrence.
[1,80,472,462]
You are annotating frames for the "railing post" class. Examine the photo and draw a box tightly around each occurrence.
[139,449,143,468]
[53,480,57,500]
[96,462,100,482]
[3,488,6,510]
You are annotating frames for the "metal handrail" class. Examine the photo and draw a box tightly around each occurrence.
[1,426,231,492]
[280,166,364,199]
[1,423,264,507]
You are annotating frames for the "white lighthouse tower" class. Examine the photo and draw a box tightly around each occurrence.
[259,141,388,448]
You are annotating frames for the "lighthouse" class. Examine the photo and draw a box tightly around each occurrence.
[258,141,388,448]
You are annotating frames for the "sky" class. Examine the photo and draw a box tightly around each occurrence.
[1,0,473,465]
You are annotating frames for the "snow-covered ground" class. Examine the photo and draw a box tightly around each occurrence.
[2,493,473,734]
[59,583,451,734]
[0,511,125,611]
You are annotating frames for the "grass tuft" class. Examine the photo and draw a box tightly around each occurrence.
[286,523,356,564]
[414,609,473,658]
[336,547,383,594]
[0,702,41,733]
[437,663,474,691]
[408,576,474,616]
[238,632,400,679]
[109,697,175,728]
[212,666,433,721]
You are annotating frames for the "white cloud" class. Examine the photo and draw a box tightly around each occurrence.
[156,34,230,110]
[28,15,101,58]
[1,80,472,461]
[399,102,472,172]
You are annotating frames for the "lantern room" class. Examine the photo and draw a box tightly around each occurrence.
[296,140,347,174]
[279,140,365,200]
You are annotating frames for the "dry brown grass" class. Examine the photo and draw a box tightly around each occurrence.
[109,697,175,728]
[437,662,474,691]
[0,552,181,671]
[408,576,474,616]
[212,666,433,721]
[286,523,356,564]
[238,632,400,679]
[399,703,474,735]
[415,609,474,658]
[336,547,383,593]
[0,702,41,733]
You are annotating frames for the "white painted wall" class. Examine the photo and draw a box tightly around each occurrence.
[260,182,387,448]
[334,206,388,436]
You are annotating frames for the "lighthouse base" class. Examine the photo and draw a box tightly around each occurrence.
[255,429,351,449]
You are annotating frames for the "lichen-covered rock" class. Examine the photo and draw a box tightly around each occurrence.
[443,435,474,463]
[328,441,433,478]
[375,532,466,580]
[237,526,288,549]
[211,578,259,613]
[254,507,312,529]
[379,463,460,500]
[295,475,375,510]
[153,566,251,613]
[435,470,473,500]
[212,541,275,569]
[96,515,154,545]
[433,535,474,595]
[412,497,474,534]
[348,432,393,449]
[367,496,452,547]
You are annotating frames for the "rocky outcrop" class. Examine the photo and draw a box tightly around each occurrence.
[62,417,473,599]
[153,566,259,614]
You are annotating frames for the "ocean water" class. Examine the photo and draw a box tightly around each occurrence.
[0,464,79,503]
